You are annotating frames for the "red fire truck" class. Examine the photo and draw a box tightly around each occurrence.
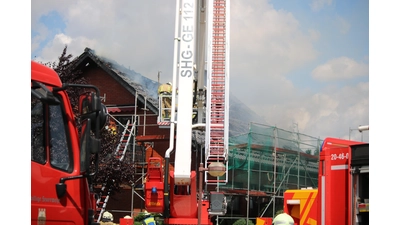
[283,137,369,225]
[31,61,108,224]
[143,0,230,224]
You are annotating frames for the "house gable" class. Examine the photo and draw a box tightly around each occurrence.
[72,47,159,114]
[70,48,170,148]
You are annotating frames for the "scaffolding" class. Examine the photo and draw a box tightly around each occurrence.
[104,105,324,223]
[101,93,156,218]
[217,122,323,223]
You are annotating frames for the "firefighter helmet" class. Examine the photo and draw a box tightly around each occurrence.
[102,211,114,222]
[143,210,151,217]
[272,213,294,225]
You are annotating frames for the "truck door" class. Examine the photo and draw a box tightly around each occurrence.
[318,138,354,225]
[350,144,369,225]
[31,93,87,224]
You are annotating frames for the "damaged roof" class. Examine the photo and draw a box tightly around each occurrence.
[72,47,159,114]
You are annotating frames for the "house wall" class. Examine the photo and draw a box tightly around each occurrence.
[81,66,170,157]
[80,63,202,222]
[84,67,135,105]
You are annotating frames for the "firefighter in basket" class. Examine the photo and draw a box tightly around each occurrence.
[158,82,172,120]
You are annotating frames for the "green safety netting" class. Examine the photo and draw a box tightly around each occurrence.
[225,123,323,194]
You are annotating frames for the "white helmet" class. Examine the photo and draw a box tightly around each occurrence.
[167,82,172,85]
[143,210,151,217]
[102,211,114,222]
[272,213,294,225]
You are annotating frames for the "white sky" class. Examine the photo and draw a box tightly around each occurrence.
[1,1,399,223]
[30,0,370,142]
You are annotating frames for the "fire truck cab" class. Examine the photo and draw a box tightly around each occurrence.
[283,137,369,225]
[31,61,107,224]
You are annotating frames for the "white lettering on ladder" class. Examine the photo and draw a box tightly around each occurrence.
[174,0,196,185]
[180,1,194,78]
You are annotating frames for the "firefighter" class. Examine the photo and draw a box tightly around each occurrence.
[108,120,117,135]
[272,212,294,225]
[158,82,172,120]
[142,211,156,225]
[101,211,114,224]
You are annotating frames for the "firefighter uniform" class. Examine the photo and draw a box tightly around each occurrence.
[142,211,156,225]
[158,82,172,120]
[272,213,294,225]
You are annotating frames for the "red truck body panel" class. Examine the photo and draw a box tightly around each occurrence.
[31,61,62,87]
[31,61,94,224]
[284,189,318,225]
[145,157,165,213]
[284,137,365,225]
[318,138,364,225]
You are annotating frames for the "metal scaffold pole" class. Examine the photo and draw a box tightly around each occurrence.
[246,125,251,225]
[273,126,277,216]
[130,91,138,218]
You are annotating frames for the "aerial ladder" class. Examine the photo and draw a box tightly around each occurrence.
[204,0,230,184]
[147,0,230,224]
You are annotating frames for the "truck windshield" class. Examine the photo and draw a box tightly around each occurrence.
[31,95,73,172]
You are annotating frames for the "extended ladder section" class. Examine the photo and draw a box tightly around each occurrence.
[172,0,196,186]
[114,120,134,161]
[205,0,230,184]
[96,179,115,222]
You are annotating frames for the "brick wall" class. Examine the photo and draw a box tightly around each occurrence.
[81,65,202,220]
[84,67,135,105]
[81,66,170,142]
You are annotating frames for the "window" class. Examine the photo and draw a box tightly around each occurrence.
[31,93,73,172]
[31,97,46,164]
[49,103,72,172]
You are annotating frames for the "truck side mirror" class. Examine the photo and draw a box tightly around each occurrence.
[56,174,86,199]
[79,92,108,131]
[79,92,101,114]
[56,183,67,198]
[98,104,108,129]
[80,118,92,172]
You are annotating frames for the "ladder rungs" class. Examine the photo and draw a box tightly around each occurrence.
[209,145,225,148]
[207,0,227,186]
[205,180,227,184]
[210,109,225,111]
[209,149,224,152]
[209,146,225,149]
[209,150,224,153]
[209,151,224,154]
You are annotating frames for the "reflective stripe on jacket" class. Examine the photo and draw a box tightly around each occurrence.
[143,216,156,225]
